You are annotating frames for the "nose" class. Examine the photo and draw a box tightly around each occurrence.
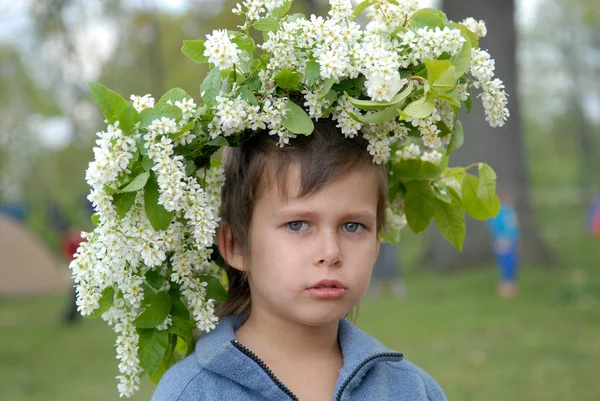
[315,229,342,267]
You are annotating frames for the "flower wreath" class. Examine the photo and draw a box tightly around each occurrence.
[71,0,508,396]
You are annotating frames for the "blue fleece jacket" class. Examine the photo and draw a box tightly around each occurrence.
[152,315,447,401]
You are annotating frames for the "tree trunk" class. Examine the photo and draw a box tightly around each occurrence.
[423,0,556,269]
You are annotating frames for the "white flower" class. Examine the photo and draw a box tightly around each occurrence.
[175,98,197,121]
[421,150,443,165]
[364,72,405,102]
[332,96,362,138]
[461,17,487,38]
[130,94,155,113]
[148,117,178,134]
[470,49,495,83]
[204,29,240,71]
[480,78,509,127]
[329,0,353,21]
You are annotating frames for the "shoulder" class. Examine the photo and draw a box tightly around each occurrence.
[151,354,209,401]
[384,358,448,401]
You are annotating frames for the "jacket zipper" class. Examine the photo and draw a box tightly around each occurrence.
[232,340,402,401]
[231,339,300,401]
[335,352,404,401]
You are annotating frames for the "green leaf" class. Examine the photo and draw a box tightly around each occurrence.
[404,181,436,233]
[401,94,435,119]
[320,78,336,98]
[145,269,164,291]
[447,120,464,154]
[88,286,115,318]
[181,40,208,63]
[91,213,101,227]
[112,192,136,218]
[425,60,452,86]
[271,0,292,18]
[432,89,461,108]
[323,89,338,108]
[144,174,174,231]
[436,120,452,138]
[133,291,172,328]
[462,174,501,220]
[120,171,150,192]
[432,65,456,93]
[185,160,196,176]
[206,136,229,147]
[199,275,229,302]
[139,104,182,128]
[254,17,280,32]
[358,106,399,124]
[231,33,255,54]
[410,8,446,30]
[446,186,464,208]
[305,60,320,86]
[170,290,191,320]
[138,329,169,376]
[451,40,472,80]
[247,73,262,92]
[159,88,193,105]
[88,83,136,134]
[172,121,196,141]
[465,86,473,113]
[237,85,258,105]
[453,23,479,48]
[167,316,195,343]
[210,159,222,169]
[477,163,497,202]
[352,0,372,19]
[345,82,414,111]
[274,68,302,90]
[434,199,466,252]
[142,156,154,172]
[434,185,453,204]
[282,100,314,134]
[392,159,443,181]
[200,67,222,108]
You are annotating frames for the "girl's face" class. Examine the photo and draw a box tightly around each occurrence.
[242,164,380,328]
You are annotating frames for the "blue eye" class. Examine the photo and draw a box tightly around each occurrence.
[343,222,362,233]
[287,221,309,232]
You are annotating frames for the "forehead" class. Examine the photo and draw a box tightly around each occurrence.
[255,161,380,214]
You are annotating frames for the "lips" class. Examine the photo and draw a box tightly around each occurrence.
[306,280,346,299]
[309,279,345,290]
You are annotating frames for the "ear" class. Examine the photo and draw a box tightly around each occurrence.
[217,221,246,271]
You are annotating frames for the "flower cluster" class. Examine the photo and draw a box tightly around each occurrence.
[75,0,509,397]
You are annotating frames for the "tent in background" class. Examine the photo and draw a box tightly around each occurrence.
[0,212,71,298]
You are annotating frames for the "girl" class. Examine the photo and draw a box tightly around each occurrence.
[152,120,447,401]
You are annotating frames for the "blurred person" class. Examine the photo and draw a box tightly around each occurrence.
[487,192,520,299]
[61,227,87,323]
[369,242,406,300]
[587,194,600,236]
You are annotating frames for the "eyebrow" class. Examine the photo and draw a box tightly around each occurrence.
[273,210,376,222]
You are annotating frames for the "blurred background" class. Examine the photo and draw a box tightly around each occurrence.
[0,0,599,400]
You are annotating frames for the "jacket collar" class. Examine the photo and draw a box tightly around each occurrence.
[195,315,403,397]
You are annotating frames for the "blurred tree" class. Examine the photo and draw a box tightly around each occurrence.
[422,0,555,269]
[521,0,600,196]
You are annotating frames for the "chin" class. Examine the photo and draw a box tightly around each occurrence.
[293,306,351,327]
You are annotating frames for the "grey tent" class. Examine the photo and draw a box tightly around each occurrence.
[0,213,71,298]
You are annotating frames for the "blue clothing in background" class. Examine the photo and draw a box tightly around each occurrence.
[487,204,520,244]
[488,203,520,281]
[153,315,448,401]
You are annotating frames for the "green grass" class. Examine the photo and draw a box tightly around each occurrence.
[1,250,599,401]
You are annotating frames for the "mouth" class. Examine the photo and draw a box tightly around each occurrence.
[309,280,345,290]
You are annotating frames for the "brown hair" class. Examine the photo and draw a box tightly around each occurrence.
[216,118,388,318]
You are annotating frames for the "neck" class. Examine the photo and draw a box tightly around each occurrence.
[234,310,341,362]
